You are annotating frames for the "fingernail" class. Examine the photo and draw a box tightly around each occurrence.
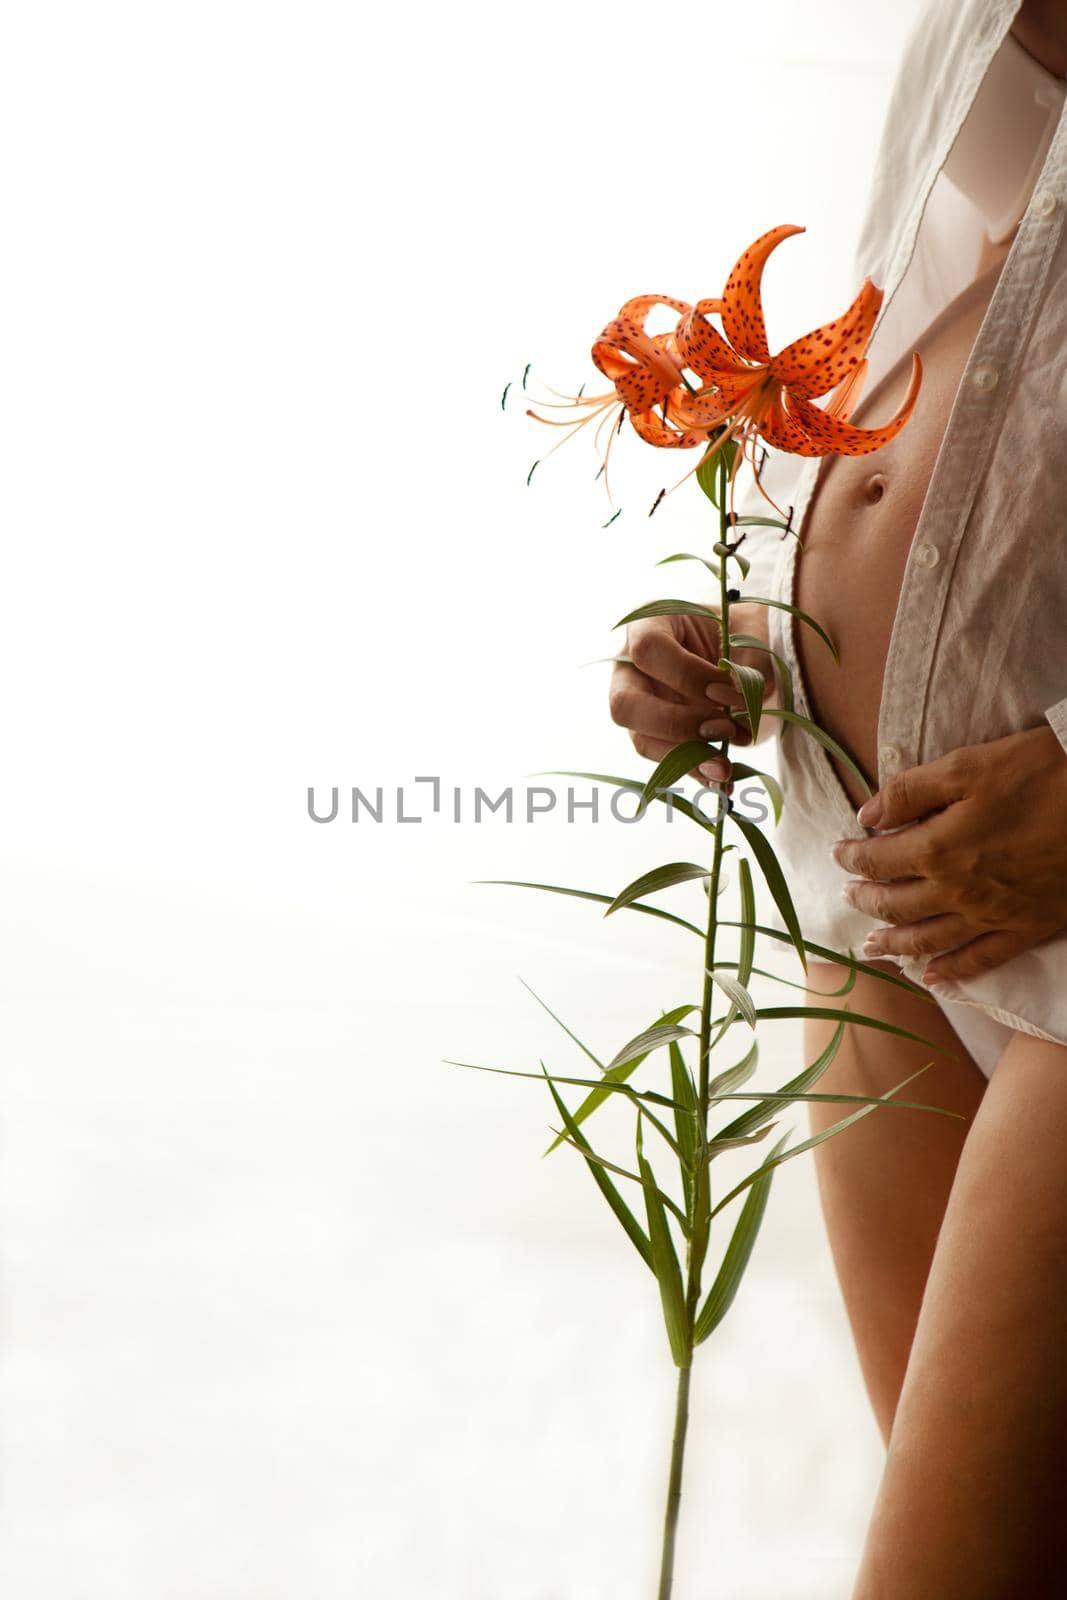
[857,796,882,827]
[699,761,727,782]
[840,883,854,904]
[829,842,843,865]
[699,721,730,739]
[921,971,945,987]
[862,936,880,955]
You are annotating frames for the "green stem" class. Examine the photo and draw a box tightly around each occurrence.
[655,448,736,1599]
[657,1364,692,1600]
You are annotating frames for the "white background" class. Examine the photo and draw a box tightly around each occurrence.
[0,2,925,1595]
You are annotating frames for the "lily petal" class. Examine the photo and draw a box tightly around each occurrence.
[592,316,684,412]
[721,225,805,364]
[755,388,821,456]
[771,277,883,399]
[629,406,707,448]
[675,304,753,383]
[783,354,923,455]
[670,373,761,431]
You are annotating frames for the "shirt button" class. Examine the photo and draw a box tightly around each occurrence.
[914,542,940,568]
[1033,189,1058,219]
[971,363,999,393]
[880,744,901,771]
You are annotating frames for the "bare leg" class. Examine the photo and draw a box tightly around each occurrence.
[851,1029,1067,1598]
[804,962,986,1441]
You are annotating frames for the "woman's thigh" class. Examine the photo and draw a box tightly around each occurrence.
[853,1030,1067,1599]
[803,961,987,1441]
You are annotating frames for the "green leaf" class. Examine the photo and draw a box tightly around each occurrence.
[614,598,719,630]
[605,1021,697,1074]
[707,1038,759,1100]
[640,742,721,806]
[727,812,808,974]
[737,595,839,661]
[728,637,794,718]
[518,978,604,1071]
[694,1134,789,1344]
[636,1114,691,1367]
[696,438,738,506]
[475,879,704,938]
[753,1005,947,1052]
[714,1023,845,1145]
[552,1123,690,1231]
[720,658,764,741]
[539,1063,653,1272]
[713,920,938,999]
[708,1067,936,1221]
[728,762,784,824]
[669,1041,698,1214]
[712,542,751,577]
[606,862,709,917]
[543,1003,698,1153]
[737,857,756,988]
[708,1123,777,1158]
[445,1058,689,1112]
[761,708,871,797]
[729,514,790,530]
[656,551,723,582]
[711,972,757,1028]
[545,770,717,835]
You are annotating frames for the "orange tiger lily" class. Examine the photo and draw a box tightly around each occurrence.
[524,294,707,499]
[523,224,922,508]
[673,223,922,473]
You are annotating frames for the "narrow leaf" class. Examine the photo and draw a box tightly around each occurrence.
[728,812,807,973]
[543,1003,698,1152]
[761,708,871,797]
[694,1134,789,1343]
[539,1064,653,1271]
[636,1115,691,1366]
[712,971,757,1028]
[728,762,784,824]
[707,1038,759,1100]
[721,658,764,742]
[614,599,719,630]
[738,595,839,661]
[476,879,703,938]
[519,978,603,1071]
[656,551,723,582]
[606,861,709,916]
[605,1021,697,1074]
[708,1067,935,1220]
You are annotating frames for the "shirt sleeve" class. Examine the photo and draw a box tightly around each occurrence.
[1045,698,1067,755]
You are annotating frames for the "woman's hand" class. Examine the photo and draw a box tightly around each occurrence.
[831,725,1067,983]
[608,601,776,785]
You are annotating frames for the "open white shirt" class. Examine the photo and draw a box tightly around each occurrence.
[742,0,1067,1066]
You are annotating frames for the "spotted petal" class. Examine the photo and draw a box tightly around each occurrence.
[592,316,684,412]
[754,389,821,456]
[670,372,761,431]
[783,355,923,456]
[676,302,753,383]
[629,405,707,449]
[721,225,805,364]
[771,278,883,399]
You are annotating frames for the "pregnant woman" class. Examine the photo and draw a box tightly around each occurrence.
[610,2,1067,1593]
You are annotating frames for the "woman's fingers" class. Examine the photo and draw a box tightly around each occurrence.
[626,618,743,707]
[609,665,741,747]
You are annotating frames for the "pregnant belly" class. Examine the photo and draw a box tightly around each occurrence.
[793,250,1010,813]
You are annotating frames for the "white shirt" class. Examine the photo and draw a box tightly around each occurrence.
[742,0,1067,1055]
